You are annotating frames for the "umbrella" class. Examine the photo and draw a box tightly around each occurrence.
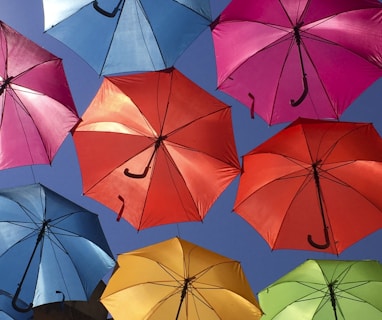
[0,20,79,169]
[72,67,240,230]
[0,290,32,320]
[33,281,108,320]
[233,118,382,254]
[0,183,115,313]
[42,0,212,75]
[211,0,382,124]
[258,259,382,320]
[100,237,263,320]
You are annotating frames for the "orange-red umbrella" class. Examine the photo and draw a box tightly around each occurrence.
[73,67,240,230]
[234,118,382,254]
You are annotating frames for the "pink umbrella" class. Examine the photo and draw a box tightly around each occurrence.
[0,21,78,169]
[211,0,382,125]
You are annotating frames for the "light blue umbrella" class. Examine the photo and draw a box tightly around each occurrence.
[0,290,32,319]
[42,0,212,75]
[0,183,115,313]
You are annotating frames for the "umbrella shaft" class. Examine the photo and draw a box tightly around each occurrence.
[13,220,51,307]
[175,277,194,320]
[328,283,338,320]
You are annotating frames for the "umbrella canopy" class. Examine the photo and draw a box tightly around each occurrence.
[0,290,32,320]
[72,67,240,230]
[42,0,212,75]
[0,20,79,169]
[211,0,382,124]
[33,281,108,320]
[0,183,115,312]
[233,118,382,254]
[259,259,382,320]
[100,237,262,320]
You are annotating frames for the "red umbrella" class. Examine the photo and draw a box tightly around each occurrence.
[73,67,240,230]
[211,0,382,124]
[0,21,78,169]
[234,118,382,254]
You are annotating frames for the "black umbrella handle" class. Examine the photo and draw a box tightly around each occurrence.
[124,136,166,179]
[124,166,150,179]
[290,74,308,107]
[12,285,33,313]
[93,0,123,18]
[307,230,330,249]
[307,162,331,249]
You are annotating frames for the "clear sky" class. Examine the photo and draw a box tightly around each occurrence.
[0,0,381,307]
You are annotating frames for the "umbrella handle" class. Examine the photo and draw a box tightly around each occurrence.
[124,136,166,179]
[308,162,331,250]
[11,285,33,313]
[93,0,123,18]
[290,74,308,107]
[124,166,150,179]
[307,229,330,249]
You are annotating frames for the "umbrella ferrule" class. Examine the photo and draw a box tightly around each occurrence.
[181,276,195,299]
[293,22,304,46]
[156,135,167,148]
[0,76,14,95]
[37,219,52,243]
[312,161,321,184]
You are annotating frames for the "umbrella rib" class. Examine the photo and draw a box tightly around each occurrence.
[165,106,239,166]
[314,124,372,164]
[0,226,37,258]
[172,0,211,20]
[98,0,126,74]
[6,86,54,164]
[320,165,382,212]
[134,0,166,69]
[269,34,295,123]
[304,30,378,70]
[236,155,313,209]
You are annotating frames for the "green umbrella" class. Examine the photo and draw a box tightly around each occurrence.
[259,259,382,320]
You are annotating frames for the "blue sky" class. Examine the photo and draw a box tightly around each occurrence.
[1,0,381,305]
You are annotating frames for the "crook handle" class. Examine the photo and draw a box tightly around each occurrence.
[93,0,123,17]
[307,228,330,249]
[290,74,308,107]
[12,285,33,313]
[124,137,165,179]
[124,166,150,179]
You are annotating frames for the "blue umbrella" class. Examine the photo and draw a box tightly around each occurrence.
[42,0,212,75]
[0,290,32,319]
[0,183,115,313]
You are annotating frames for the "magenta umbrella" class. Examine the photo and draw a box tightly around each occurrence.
[0,21,78,169]
[211,0,382,125]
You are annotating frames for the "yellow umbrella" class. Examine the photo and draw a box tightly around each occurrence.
[101,237,262,320]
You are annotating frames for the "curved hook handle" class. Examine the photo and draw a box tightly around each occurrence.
[124,166,149,179]
[290,74,308,107]
[93,0,123,18]
[12,285,33,313]
[124,136,166,179]
[307,229,330,249]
